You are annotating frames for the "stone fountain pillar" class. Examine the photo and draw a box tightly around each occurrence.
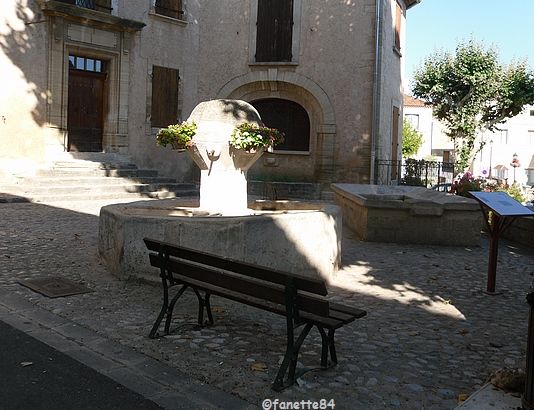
[185,99,264,215]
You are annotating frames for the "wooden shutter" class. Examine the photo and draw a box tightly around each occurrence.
[94,0,112,13]
[256,0,293,62]
[155,0,183,19]
[151,66,179,128]
[395,1,402,51]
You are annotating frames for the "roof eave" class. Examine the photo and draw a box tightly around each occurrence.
[405,0,422,10]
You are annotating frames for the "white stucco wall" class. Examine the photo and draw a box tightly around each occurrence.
[0,0,48,175]
[473,106,534,186]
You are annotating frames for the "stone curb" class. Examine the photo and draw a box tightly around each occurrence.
[454,383,521,409]
[0,288,256,410]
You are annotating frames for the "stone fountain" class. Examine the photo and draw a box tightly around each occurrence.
[98,100,341,282]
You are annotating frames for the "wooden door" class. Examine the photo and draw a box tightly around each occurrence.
[67,69,105,152]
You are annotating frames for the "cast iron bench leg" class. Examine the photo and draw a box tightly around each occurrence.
[204,292,214,325]
[164,284,188,334]
[328,329,337,364]
[149,274,171,338]
[192,289,213,326]
[272,323,313,391]
[317,327,337,367]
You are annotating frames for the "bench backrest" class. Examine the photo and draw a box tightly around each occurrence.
[144,238,330,318]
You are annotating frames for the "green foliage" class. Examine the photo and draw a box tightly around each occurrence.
[412,40,534,172]
[402,119,424,158]
[497,183,525,203]
[401,158,425,186]
[230,123,284,152]
[156,121,197,149]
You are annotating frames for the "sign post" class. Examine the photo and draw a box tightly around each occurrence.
[469,191,534,293]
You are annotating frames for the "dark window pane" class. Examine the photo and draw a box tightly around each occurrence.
[251,98,310,151]
[69,55,75,68]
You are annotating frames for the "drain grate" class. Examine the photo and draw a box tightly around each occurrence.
[18,277,93,298]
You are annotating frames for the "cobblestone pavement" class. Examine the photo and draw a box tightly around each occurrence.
[1,199,533,409]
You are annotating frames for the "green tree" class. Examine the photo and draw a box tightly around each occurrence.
[402,119,424,158]
[412,40,534,172]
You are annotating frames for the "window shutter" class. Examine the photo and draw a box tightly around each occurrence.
[155,0,183,19]
[151,66,179,128]
[94,0,112,12]
[256,0,293,62]
[395,1,402,50]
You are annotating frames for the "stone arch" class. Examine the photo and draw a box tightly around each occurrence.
[216,70,335,129]
[216,70,337,185]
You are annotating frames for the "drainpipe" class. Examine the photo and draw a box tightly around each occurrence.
[370,0,383,185]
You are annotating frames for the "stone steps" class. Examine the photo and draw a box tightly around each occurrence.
[25,189,198,203]
[37,168,160,178]
[6,182,197,196]
[7,176,178,187]
[0,158,199,203]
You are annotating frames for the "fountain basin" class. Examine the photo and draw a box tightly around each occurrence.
[98,199,342,282]
[332,183,481,246]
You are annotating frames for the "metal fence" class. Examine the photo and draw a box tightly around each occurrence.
[57,0,112,12]
[375,159,456,188]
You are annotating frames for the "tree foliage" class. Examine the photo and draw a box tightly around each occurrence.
[402,119,423,158]
[412,40,534,171]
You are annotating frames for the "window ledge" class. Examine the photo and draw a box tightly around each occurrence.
[393,46,402,57]
[249,62,299,67]
[271,150,310,156]
[149,9,187,25]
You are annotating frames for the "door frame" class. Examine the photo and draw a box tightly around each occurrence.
[67,59,107,152]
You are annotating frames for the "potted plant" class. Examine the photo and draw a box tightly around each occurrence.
[156,121,197,151]
[230,123,284,153]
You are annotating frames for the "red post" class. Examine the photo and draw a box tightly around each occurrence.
[486,213,500,293]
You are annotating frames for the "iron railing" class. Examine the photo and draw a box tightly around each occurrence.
[56,0,112,13]
[375,159,456,188]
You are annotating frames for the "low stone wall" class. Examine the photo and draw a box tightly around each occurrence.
[248,181,322,200]
[503,210,534,249]
[98,199,342,283]
[331,184,481,246]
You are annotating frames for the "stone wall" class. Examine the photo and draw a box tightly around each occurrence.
[332,184,481,246]
[1,0,408,188]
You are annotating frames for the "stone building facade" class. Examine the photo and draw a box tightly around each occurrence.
[0,0,419,189]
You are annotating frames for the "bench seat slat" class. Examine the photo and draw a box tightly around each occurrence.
[168,274,346,330]
[329,303,367,319]
[144,238,328,296]
[149,253,330,318]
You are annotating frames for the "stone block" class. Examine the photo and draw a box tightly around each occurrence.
[331,184,480,246]
[98,199,342,282]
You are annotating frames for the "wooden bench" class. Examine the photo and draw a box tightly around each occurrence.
[144,237,367,391]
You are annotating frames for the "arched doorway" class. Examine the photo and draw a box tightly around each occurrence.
[251,98,310,152]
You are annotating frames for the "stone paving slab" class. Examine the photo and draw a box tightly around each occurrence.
[1,199,534,409]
